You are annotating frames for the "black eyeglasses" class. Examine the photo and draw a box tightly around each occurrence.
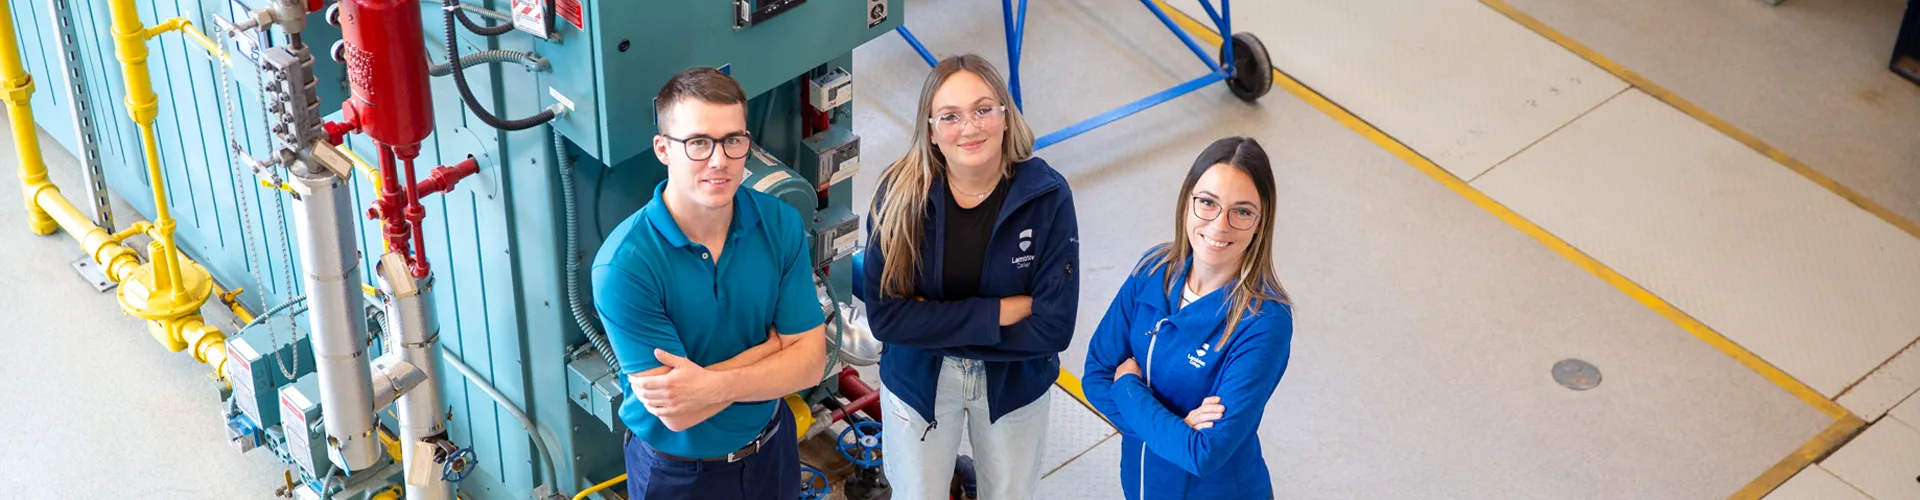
[1192,196,1260,231]
[662,133,753,162]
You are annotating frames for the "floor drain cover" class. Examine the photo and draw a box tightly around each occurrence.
[1553,359,1601,391]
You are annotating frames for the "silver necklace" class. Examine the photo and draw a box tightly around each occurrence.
[952,173,1001,199]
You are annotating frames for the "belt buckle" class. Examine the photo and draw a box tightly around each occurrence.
[726,450,745,463]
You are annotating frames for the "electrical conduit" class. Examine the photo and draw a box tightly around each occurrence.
[556,127,619,369]
[441,347,560,496]
[442,4,557,131]
[428,49,548,77]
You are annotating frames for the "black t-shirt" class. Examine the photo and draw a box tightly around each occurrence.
[942,174,1012,299]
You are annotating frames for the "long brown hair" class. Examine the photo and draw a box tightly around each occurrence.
[1137,137,1290,344]
[870,55,1037,298]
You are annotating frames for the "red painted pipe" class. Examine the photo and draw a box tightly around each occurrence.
[322,119,357,146]
[400,154,429,278]
[835,367,883,423]
[412,157,479,196]
[373,144,414,264]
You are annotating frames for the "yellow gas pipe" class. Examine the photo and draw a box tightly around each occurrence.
[0,0,238,379]
[108,1,240,377]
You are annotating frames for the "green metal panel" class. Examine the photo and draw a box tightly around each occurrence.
[545,0,903,165]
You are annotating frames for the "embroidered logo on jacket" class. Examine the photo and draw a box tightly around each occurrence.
[1012,228,1035,268]
[1188,342,1212,368]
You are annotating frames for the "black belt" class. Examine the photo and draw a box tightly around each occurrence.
[636,411,782,463]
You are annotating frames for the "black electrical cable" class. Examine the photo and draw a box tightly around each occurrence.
[455,7,514,36]
[443,5,556,131]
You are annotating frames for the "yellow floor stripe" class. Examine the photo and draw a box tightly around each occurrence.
[1145,2,1871,497]
[1479,0,1920,243]
[1057,7,1867,494]
[1465,3,1888,495]
[1730,414,1867,500]
[1153,0,1847,422]
[1055,369,1111,427]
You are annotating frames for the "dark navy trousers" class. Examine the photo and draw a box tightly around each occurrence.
[624,404,799,500]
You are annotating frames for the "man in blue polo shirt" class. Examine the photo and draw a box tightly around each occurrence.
[591,67,827,499]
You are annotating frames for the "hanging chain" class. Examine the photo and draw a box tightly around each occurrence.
[219,20,303,381]
[265,47,302,382]
[216,25,267,334]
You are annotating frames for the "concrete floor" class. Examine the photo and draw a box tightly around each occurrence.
[1,0,1912,498]
[0,121,290,498]
[1498,0,1920,227]
[851,0,1832,498]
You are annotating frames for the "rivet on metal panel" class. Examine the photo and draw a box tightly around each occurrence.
[1552,359,1601,390]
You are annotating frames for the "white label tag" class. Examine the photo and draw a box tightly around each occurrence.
[830,156,859,185]
[548,87,575,112]
[227,344,250,378]
[834,230,859,257]
[754,170,792,193]
[282,390,310,426]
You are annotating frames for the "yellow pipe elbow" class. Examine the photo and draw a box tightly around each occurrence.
[18,176,56,236]
[334,148,396,254]
[145,18,229,66]
[215,285,255,325]
[338,146,382,191]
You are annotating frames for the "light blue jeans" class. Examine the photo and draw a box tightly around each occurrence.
[881,357,1052,500]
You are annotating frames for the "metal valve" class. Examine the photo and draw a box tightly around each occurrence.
[425,436,475,482]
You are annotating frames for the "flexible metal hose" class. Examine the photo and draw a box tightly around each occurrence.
[556,127,619,370]
[237,295,308,333]
[429,49,548,77]
[454,7,513,36]
[443,5,554,131]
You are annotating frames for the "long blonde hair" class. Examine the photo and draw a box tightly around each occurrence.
[870,55,1037,298]
[1137,137,1290,345]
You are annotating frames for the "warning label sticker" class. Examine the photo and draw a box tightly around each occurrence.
[558,0,584,30]
[512,0,549,39]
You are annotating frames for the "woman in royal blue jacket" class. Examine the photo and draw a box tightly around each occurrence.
[1083,136,1293,500]
[859,54,1079,499]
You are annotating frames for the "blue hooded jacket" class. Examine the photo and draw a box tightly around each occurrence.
[856,157,1080,424]
[1083,249,1294,500]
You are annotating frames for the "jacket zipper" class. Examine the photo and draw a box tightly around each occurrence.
[1139,318,1167,500]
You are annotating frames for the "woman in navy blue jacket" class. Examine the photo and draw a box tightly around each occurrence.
[1083,136,1293,500]
[859,54,1079,499]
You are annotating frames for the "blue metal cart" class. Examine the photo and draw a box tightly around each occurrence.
[894,0,1273,150]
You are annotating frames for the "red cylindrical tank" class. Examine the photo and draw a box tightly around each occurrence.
[338,0,434,151]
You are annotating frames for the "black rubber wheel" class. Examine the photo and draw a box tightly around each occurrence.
[1221,32,1273,101]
